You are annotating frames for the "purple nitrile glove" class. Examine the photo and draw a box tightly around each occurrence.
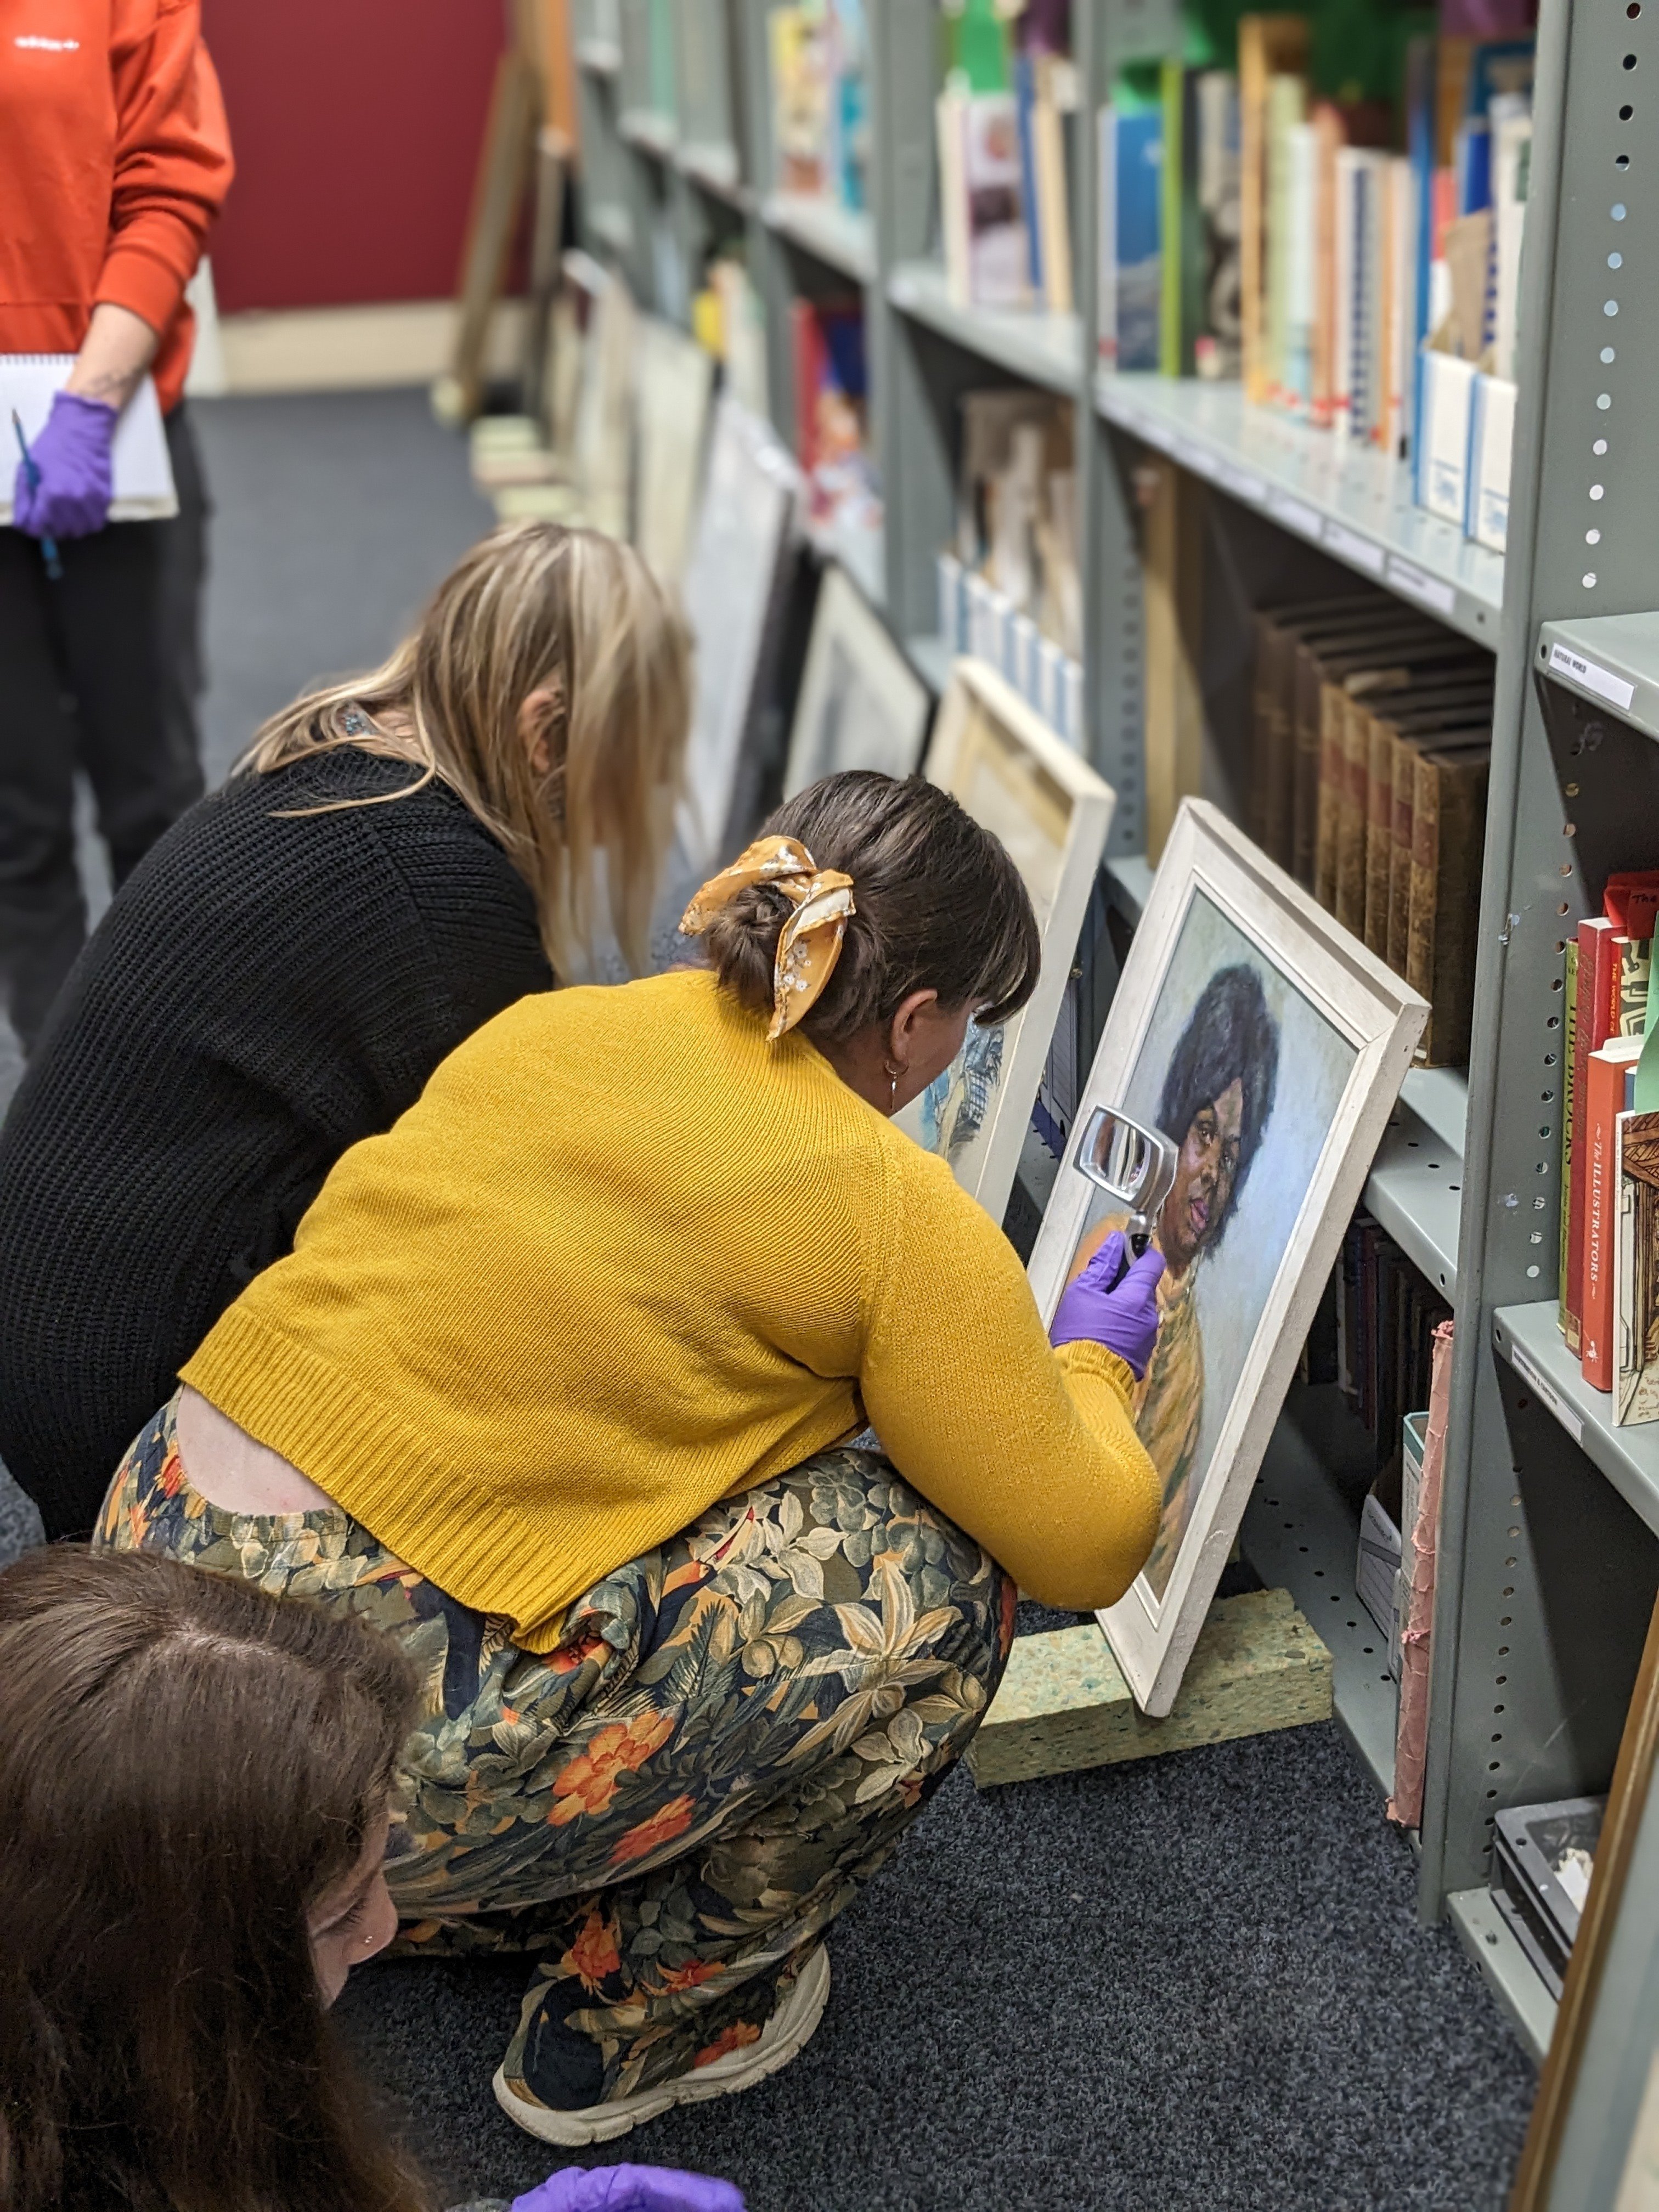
[1049,1230,1166,1381]
[510,2166,746,2212]
[13,391,117,539]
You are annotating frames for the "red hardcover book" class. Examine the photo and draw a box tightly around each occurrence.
[1582,1035,1644,1389]
[1566,917,1619,1353]
[1604,870,1659,940]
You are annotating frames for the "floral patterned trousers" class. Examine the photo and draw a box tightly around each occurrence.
[97,1396,1013,2113]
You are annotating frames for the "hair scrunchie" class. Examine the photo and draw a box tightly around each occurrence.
[680,835,856,1041]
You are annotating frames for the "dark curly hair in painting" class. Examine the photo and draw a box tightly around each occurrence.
[1157,963,1280,1247]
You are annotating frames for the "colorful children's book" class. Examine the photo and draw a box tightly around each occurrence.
[1567,917,1620,1355]
[1193,70,1242,379]
[1616,1109,1659,1425]
[1584,1036,1646,1390]
[1097,100,1163,370]
[1240,15,1311,405]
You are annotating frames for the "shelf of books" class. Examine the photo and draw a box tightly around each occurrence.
[889,261,1081,396]
[1493,1305,1659,1544]
[1096,375,1504,648]
[1538,614,1659,747]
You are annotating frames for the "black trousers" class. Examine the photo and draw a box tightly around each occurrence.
[0,404,207,1051]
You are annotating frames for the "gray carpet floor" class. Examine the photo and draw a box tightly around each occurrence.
[1,389,1538,2208]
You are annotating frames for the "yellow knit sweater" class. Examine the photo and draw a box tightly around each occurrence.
[182,969,1161,1649]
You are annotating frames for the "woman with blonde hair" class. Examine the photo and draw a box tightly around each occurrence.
[0,520,691,1541]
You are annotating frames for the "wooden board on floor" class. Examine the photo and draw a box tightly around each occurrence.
[967,1587,1333,1788]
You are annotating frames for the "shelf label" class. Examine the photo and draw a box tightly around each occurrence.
[1505,1336,1585,1444]
[1217,460,1268,505]
[1172,435,1218,481]
[1548,640,1637,711]
[1268,488,1322,540]
[1385,555,1458,618]
[1323,520,1387,577]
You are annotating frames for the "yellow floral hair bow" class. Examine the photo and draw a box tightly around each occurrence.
[680,834,856,1041]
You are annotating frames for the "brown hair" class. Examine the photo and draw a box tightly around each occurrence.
[699,772,1041,1044]
[0,1548,427,2212]
[241,521,693,977]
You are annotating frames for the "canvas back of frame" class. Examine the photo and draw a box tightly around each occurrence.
[676,398,801,874]
[1026,801,1427,1714]
[783,566,932,798]
[634,318,714,586]
[891,658,1113,1224]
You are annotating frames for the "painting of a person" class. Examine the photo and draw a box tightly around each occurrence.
[1065,964,1280,1598]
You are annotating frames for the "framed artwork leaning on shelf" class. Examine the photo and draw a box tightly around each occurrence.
[783,564,932,797]
[676,397,803,874]
[633,316,714,586]
[890,657,1113,1224]
[1026,801,1428,1716]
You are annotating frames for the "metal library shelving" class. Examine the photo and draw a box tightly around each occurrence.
[562,0,1659,2114]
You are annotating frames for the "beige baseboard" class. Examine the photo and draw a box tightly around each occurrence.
[217,298,529,397]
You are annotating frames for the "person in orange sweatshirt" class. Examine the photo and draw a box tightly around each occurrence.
[0,0,233,1051]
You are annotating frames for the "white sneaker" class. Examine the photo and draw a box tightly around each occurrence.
[493,1944,831,2148]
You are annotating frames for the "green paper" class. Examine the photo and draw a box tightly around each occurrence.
[1636,938,1659,1112]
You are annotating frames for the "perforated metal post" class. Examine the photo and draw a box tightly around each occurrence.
[1420,0,1659,1928]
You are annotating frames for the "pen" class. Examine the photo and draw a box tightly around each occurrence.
[10,410,63,580]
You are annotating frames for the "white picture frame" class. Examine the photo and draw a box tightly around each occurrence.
[633,317,714,586]
[1026,799,1429,1716]
[676,397,803,874]
[892,657,1114,1223]
[783,566,933,798]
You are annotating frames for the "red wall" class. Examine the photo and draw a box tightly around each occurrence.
[203,0,506,313]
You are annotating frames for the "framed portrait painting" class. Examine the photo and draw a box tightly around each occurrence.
[1027,800,1429,1716]
[783,565,932,798]
[892,657,1114,1223]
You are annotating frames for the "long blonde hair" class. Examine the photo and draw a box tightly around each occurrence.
[241,522,692,975]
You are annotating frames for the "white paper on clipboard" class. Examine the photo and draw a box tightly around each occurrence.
[0,355,178,523]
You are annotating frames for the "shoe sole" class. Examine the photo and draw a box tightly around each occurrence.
[493,1944,831,2148]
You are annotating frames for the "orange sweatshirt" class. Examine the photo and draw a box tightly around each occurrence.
[1,0,233,413]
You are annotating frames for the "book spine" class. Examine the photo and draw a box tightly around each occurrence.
[1363,718,1396,955]
[1159,59,1185,377]
[1314,679,1345,911]
[1559,938,1579,1342]
[1335,691,1370,933]
[1567,917,1618,1353]
[1584,1049,1627,1389]
[1248,614,1279,850]
[1423,753,1488,1065]
[1014,52,1043,296]
[1290,646,1323,889]
[1387,737,1418,974]
[1097,105,1118,365]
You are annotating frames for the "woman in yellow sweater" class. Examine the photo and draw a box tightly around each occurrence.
[97,771,1165,2148]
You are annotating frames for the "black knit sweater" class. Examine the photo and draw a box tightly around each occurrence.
[0,748,553,1538]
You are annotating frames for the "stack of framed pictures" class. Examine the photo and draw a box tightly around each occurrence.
[891,657,1114,1225]
[1026,802,1429,1715]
